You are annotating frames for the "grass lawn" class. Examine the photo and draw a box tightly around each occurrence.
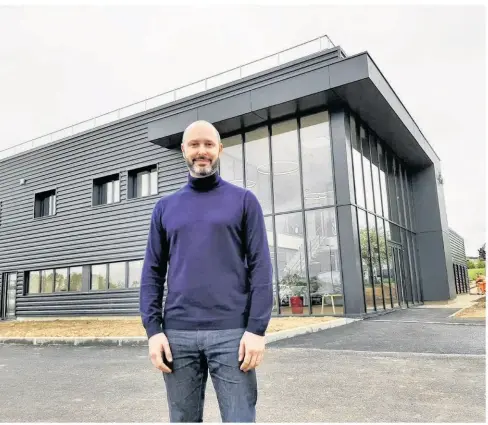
[468,268,486,281]
[0,316,338,338]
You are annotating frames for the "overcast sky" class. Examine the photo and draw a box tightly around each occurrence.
[0,4,485,255]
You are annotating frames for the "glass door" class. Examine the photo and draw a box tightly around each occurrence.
[1,273,17,320]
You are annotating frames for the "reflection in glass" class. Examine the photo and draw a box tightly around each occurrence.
[220,135,244,186]
[400,228,413,304]
[109,262,126,289]
[245,127,272,214]
[387,154,400,223]
[370,135,382,216]
[41,269,54,293]
[357,209,375,311]
[264,216,278,313]
[377,220,392,309]
[396,162,407,226]
[378,143,389,220]
[305,208,343,315]
[91,264,107,290]
[6,273,16,316]
[271,120,301,213]
[275,212,307,314]
[129,260,143,288]
[29,271,41,294]
[368,214,384,310]
[300,112,335,208]
[411,234,422,302]
[70,267,83,291]
[350,116,365,208]
[361,127,375,213]
[55,269,68,291]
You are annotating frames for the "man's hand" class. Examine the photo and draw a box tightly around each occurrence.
[148,332,173,373]
[238,331,265,372]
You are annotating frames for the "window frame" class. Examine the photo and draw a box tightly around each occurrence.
[92,173,121,207]
[33,188,57,219]
[127,164,158,199]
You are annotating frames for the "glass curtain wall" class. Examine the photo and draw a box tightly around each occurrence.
[349,112,421,312]
[220,110,342,315]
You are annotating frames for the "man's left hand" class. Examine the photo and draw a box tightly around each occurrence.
[238,331,265,372]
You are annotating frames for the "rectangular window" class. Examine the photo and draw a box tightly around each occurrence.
[128,166,158,199]
[128,260,143,288]
[28,271,41,294]
[69,267,83,291]
[93,174,120,206]
[55,268,68,292]
[34,189,56,218]
[41,270,54,293]
[91,264,107,290]
[108,262,126,289]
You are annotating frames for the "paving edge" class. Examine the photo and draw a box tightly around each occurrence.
[0,318,359,347]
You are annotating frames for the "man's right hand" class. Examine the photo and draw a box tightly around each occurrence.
[148,332,173,373]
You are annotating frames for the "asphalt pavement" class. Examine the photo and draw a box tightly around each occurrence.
[0,307,485,422]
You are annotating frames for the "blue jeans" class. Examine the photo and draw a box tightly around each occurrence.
[163,328,257,423]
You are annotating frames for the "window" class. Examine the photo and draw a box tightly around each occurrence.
[27,267,82,294]
[34,189,56,218]
[128,165,158,199]
[108,262,126,289]
[220,135,244,186]
[93,174,120,206]
[128,260,143,288]
[91,264,107,290]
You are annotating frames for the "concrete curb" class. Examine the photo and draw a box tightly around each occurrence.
[0,318,359,347]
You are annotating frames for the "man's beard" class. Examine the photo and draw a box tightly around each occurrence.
[186,156,220,178]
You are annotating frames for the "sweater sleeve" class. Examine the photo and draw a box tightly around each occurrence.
[243,190,274,336]
[139,200,168,339]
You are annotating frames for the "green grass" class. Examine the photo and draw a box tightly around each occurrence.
[469,268,486,281]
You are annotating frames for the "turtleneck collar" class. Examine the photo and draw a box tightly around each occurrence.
[187,171,222,191]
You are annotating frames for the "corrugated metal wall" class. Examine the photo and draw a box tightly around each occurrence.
[0,112,186,317]
[448,228,467,266]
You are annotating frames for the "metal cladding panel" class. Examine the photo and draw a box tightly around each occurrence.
[448,228,467,266]
[0,108,186,317]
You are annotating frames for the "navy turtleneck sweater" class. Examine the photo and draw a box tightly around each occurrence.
[139,172,274,339]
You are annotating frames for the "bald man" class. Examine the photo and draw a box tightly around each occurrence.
[140,120,273,423]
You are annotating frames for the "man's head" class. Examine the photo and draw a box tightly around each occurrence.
[181,120,223,178]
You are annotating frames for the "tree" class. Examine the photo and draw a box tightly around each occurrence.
[467,259,476,269]
[476,259,486,269]
[478,243,486,261]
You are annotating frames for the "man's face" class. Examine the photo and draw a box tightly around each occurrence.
[181,123,223,177]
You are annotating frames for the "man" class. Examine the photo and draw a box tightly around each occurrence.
[139,120,274,423]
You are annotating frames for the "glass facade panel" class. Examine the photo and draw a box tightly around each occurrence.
[411,234,422,302]
[41,269,54,293]
[28,271,40,294]
[305,208,343,315]
[275,212,306,314]
[244,127,272,215]
[378,143,389,220]
[361,127,375,213]
[91,264,107,290]
[264,216,278,314]
[55,268,68,292]
[368,213,384,309]
[300,112,335,208]
[370,136,382,216]
[271,119,301,213]
[69,267,83,291]
[357,209,374,311]
[128,260,143,288]
[220,135,244,186]
[386,154,400,223]
[400,228,413,304]
[109,262,126,289]
[377,219,392,309]
[396,162,407,227]
[6,273,16,317]
[114,179,120,203]
[350,116,365,208]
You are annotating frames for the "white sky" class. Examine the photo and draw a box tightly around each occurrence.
[0,4,485,255]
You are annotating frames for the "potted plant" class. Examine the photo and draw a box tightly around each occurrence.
[280,273,307,314]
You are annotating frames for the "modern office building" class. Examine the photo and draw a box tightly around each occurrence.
[0,35,457,321]
[448,228,469,294]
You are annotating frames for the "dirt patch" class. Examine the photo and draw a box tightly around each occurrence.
[0,316,337,338]
[454,297,486,319]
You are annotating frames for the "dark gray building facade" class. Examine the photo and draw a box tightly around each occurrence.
[448,228,469,294]
[0,42,457,321]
